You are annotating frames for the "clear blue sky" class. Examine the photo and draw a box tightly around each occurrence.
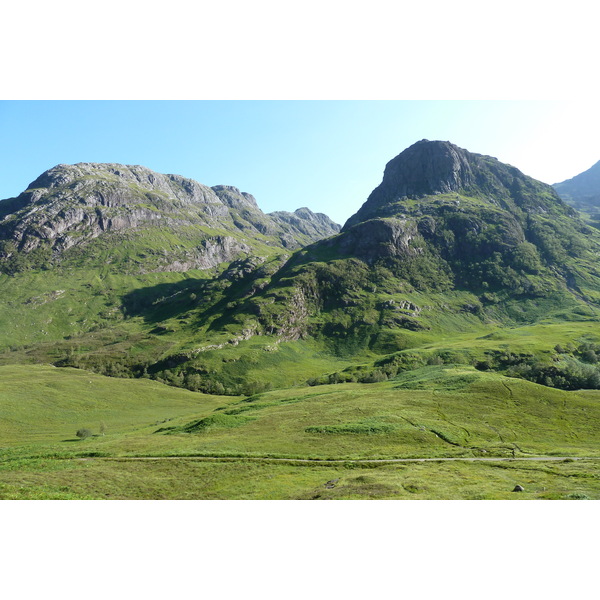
[1,101,598,226]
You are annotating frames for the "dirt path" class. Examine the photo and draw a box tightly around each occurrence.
[79,455,600,465]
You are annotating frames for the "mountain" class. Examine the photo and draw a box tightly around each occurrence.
[345,139,577,228]
[0,163,340,274]
[237,139,598,333]
[269,207,341,240]
[553,160,600,216]
[1,143,600,397]
[140,139,600,391]
[327,139,588,290]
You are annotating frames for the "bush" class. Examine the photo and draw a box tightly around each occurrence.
[76,428,92,440]
[359,370,388,383]
[475,360,492,371]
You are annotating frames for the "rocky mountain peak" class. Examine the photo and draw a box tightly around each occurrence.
[344,140,573,230]
[381,139,474,197]
[0,163,231,259]
[28,163,160,190]
[0,162,343,268]
[25,163,219,208]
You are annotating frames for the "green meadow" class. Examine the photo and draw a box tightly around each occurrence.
[2,363,599,499]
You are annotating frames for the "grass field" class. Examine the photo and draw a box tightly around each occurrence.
[2,363,599,499]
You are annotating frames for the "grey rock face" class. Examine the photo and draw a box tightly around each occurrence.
[29,163,223,209]
[0,163,342,265]
[323,217,419,265]
[344,140,473,228]
[211,185,259,209]
[380,139,475,197]
[153,236,252,273]
[0,163,229,256]
[344,139,572,230]
[269,207,341,241]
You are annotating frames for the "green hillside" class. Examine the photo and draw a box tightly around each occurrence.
[3,143,600,395]
[0,364,234,446]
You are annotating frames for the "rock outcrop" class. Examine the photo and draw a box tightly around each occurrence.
[329,217,418,264]
[211,185,259,210]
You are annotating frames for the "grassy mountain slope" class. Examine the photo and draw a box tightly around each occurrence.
[171,141,600,392]
[0,163,346,390]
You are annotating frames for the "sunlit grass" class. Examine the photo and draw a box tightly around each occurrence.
[2,364,600,499]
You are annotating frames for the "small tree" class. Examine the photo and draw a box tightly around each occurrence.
[76,428,92,440]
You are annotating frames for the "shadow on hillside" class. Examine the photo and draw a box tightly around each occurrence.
[120,265,263,332]
[120,278,209,324]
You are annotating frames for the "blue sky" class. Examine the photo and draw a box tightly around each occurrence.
[1,100,598,225]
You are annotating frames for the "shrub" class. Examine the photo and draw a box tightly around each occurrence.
[76,428,92,440]
[475,360,492,371]
[359,370,388,383]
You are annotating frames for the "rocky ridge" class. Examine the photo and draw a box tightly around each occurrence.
[0,163,340,271]
[269,207,341,240]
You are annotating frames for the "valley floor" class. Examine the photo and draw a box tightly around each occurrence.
[2,364,600,500]
[2,454,599,500]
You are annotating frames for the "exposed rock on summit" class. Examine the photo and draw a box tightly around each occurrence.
[344,139,576,229]
[211,185,259,210]
[277,138,596,317]
[0,163,230,257]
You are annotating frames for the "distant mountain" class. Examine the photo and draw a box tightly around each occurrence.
[0,163,340,273]
[269,207,341,239]
[553,160,600,216]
